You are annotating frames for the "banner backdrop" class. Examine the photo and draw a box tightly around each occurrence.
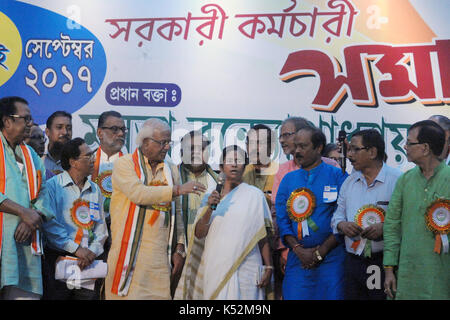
[0,0,449,170]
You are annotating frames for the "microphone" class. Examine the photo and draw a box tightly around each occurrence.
[211,173,225,210]
[338,130,347,173]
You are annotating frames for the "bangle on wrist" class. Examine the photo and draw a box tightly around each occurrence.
[264,265,274,270]
[384,265,395,269]
[292,243,302,251]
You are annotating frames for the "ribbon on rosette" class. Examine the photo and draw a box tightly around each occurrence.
[71,199,94,247]
[425,199,449,254]
[286,188,318,239]
[95,170,113,212]
[351,205,385,257]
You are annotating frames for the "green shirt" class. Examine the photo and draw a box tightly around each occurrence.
[0,132,54,295]
[383,161,449,300]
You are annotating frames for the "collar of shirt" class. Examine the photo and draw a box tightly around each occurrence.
[60,170,94,193]
[415,160,447,180]
[142,154,166,174]
[100,148,121,163]
[44,152,61,165]
[354,162,387,187]
[182,164,208,180]
[0,131,23,159]
[432,160,447,176]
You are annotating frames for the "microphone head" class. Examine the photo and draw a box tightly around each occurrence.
[338,130,346,142]
[217,172,225,184]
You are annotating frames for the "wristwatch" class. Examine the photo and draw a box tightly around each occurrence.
[176,249,186,258]
[314,249,323,261]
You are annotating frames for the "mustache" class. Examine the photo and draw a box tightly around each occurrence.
[295,153,302,160]
[58,135,70,141]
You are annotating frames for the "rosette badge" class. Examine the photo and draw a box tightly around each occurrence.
[287,188,317,239]
[95,170,113,198]
[351,205,385,257]
[425,199,449,254]
[71,199,94,245]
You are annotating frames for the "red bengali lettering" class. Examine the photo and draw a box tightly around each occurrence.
[280,40,450,112]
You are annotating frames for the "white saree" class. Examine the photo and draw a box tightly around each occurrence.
[175,182,272,300]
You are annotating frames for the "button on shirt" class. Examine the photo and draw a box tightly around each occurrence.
[331,163,403,255]
[43,171,108,257]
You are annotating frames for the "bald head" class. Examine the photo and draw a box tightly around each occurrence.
[428,115,450,160]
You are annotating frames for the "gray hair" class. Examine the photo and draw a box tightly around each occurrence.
[281,116,314,132]
[135,118,170,147]
[429,115,450,131]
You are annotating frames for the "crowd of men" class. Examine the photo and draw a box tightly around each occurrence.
[0,95,448,300]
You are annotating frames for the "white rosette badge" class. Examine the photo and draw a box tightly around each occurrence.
[351,205,385,256]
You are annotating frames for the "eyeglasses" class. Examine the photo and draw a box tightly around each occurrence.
[348,146,370,153]
[10,114,33,124]
[279,132,295,140]
[404,141,424,147]
[148,137,173,148]
[101,126,128,134]
[77,152,95,161]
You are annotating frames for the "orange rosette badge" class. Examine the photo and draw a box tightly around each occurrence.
[351,205,385,255]
[286,188,316,239]
[71,199,93,230]
[425,199,449,254]
[95,170,113,198]
[355,205,385,228]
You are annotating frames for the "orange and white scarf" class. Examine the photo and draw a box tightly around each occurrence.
[0,142,43,257]
[111,148,175,297]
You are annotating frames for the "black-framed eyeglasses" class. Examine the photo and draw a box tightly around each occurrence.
[148,137,173,148]
[348,146,370,153]
[10,114,33,124]
[405,141,424,147]
[279,132,295,140]
[101,126,128,134]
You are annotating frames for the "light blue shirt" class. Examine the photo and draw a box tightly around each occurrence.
[331,163,403,254]
[43,171,107,257]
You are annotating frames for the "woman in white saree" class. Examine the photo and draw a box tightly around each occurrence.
[175,145,273,300]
